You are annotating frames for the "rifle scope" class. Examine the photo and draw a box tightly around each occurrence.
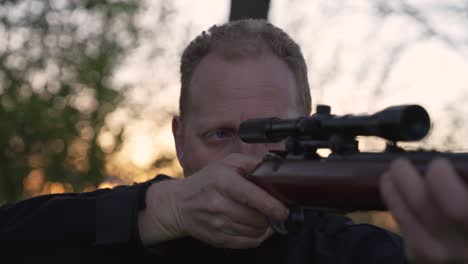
[239,105,430,143]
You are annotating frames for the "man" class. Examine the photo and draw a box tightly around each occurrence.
[136,19,468,262]
[1,19,467,263]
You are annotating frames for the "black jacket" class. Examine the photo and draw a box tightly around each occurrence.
[0,175,406,264]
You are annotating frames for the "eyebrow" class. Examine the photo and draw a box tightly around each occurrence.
[194,118,238,132]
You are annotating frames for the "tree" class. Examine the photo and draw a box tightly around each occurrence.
[0,0,141,202]
[229,0,271,21]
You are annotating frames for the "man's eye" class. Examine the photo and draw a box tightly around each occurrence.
[214,130,228,139]
[206,130,234,142]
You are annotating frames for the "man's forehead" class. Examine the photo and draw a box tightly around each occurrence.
[186,51,299,117]
[189,100,286,127]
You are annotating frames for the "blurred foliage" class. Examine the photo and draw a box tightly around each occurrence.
[0,0,142,202]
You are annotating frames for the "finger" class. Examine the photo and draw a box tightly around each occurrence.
[189,212,266,247]
[221,228,272,249]
[426,158,468,227]
[202,212,266,238]
[386,159,444,237]
[225,199,269,229]
[220,216,269,238]
[222,153,262,176]
[425,158,468,260]
[206,193,269,233]
[216,236,262,249]
[380,172,448,262]
[204,186,269,228]
[220,173,288,221]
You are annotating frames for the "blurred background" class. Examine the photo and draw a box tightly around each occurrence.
[1,0,468,232]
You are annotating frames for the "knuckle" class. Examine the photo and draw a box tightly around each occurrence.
[445,205,468,224]
[215,179,229,194]
[264,199,275,212]
[258,200,274,216]
[207,196,224,214]
[236,192,249,206]
[210,217,225,230]
[212,169,228,188]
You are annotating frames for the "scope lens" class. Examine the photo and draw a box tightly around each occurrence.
[401,105,430,140]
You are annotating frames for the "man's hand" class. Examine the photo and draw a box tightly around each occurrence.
[380,158,468,263]
[139,153,289,248]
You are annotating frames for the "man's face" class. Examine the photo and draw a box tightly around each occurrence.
[173,51,304,176]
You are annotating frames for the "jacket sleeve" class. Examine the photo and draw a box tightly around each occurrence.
[0,175,171,249]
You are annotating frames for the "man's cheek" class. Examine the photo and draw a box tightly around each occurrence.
[199,148,235,169]
[184,145,219,174]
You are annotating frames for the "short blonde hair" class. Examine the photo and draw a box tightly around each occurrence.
[179,19,311,119]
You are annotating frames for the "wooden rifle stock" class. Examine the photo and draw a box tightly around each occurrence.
[249,152,468,211]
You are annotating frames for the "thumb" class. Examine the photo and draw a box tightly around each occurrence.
[221,153,263,176]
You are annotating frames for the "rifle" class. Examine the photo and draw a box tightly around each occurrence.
[239,105,468,233]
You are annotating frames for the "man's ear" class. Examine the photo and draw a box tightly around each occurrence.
[172,116,184,162]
